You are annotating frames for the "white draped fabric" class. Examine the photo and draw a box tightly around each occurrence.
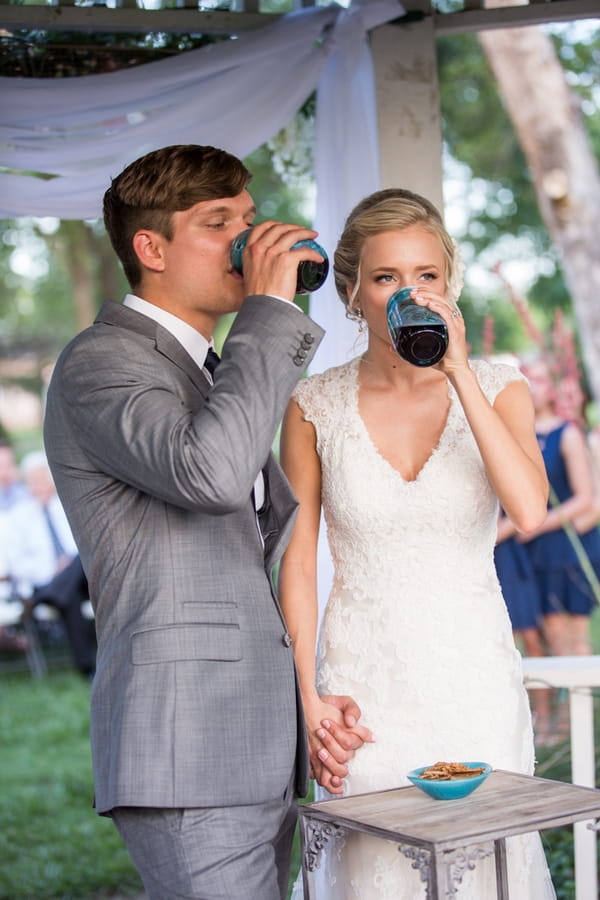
[0,0,404,367]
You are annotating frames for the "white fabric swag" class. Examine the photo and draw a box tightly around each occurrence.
[0,0,404,368]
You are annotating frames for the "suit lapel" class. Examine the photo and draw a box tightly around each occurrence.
[94,300,210,395]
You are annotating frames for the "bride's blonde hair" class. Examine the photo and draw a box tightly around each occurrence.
[334,188,462,320]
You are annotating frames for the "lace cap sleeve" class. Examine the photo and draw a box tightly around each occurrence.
[291,361,357,439]
[470,359,527,405]
[292,371,329,428]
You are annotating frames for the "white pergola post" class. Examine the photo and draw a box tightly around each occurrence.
[522,655,600,900]
[371,6,444,213]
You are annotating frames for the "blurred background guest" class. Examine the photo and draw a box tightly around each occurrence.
[518,356,600,739]
[0,439,30,651]
[9,450,78,588]
[588,424,600,485]
[519,356,600,655]
[6,450,95,677]
[0,437,27,511]
[577,421,600,535]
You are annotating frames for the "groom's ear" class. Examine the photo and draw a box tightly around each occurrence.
[132,229,166,274]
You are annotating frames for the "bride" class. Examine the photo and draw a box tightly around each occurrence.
[280,188,556,898]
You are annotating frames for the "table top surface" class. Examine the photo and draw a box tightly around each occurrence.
[299,771,600,851]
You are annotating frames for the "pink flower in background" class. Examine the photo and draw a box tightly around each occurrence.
[492,262,545,348]
[482,314,495,359]
[488,265,585,424]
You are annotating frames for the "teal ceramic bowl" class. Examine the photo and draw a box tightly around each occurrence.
[407,762,492,801]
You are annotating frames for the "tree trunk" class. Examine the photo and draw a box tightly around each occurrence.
[479,24,600,405]
[50,221,123,333]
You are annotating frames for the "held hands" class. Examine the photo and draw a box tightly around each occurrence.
[304,694,375,795]
[240,221,325,303]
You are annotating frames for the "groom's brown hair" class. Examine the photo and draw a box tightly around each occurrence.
[103,144,251,288]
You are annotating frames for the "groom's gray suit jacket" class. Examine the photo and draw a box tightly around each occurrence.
[43,296,323,815]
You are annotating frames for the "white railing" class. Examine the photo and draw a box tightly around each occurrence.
[522,655,600,900]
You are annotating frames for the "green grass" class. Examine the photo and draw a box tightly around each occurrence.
[1,609,600,898]
[0,669,144,899]
[591,605,600,653]
[0,663,308,899]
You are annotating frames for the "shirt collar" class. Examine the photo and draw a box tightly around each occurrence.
[124,294,213,371]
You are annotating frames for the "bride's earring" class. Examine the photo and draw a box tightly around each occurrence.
[346,275,366,333]
[345,305,366,333]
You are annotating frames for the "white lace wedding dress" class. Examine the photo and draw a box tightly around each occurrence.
[290,357,555,899]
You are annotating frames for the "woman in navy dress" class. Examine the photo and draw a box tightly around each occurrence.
[520,357,600,658]
[495,519,543,639]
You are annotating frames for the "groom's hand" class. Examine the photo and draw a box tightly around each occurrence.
[320,695,374,747]
[312,694,375,793]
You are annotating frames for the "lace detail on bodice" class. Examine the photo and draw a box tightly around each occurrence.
[291,358,555,899]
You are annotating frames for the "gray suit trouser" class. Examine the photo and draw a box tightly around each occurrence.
[111,775,297,900]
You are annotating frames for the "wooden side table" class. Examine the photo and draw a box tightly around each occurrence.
[299,770,600,899]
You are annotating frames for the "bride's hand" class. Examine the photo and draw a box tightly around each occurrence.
[303,694,374,794]
[410,286,469,374]
[320,694,374,748]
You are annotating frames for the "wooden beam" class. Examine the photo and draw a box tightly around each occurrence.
[0,6,276,34]
[433,0,599,34]
[0,1,596,37]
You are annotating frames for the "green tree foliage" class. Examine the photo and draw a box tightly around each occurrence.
[438,26,599,252]
[0,143,310,367]
[436,24,600,357]
[0,26,227,78]
[0,219,125,359]
[1,19,598,366]
[438,33,543,245]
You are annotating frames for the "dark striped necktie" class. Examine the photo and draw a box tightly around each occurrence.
[204,348,220,377]
[43,505,66,559]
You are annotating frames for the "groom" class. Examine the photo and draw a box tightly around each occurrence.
[43,144,368,899]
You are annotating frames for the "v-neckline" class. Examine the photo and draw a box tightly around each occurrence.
[352,357,454,484]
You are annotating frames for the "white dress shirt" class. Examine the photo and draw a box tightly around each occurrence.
[5,493,78,593]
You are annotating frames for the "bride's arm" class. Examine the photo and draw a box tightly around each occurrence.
[279,398,372,793]
[449,370,548,532]
[411,289,547,532]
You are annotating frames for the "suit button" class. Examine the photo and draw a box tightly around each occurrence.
[303,333,315,344]
[282,632,292,647]
[293,355,304,366]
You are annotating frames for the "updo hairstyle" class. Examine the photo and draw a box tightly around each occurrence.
[333,188,457,320]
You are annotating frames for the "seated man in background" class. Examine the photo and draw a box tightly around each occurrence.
[0,438,30,651]
[7,450,96,677]
[0,438,28,511]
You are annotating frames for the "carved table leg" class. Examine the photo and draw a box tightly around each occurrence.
[440,844,495,897]
[399,842,495,899]
[299,816,342,900]
[494,838,509,899]
[399,845,435,899]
